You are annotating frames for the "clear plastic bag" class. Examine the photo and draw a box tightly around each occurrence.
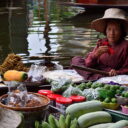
[6,82,42,107]
[27,63,46,82]
[7,82,28,107]
[51,78,72,94]
[82,88,100,101]
[63,85,83,97]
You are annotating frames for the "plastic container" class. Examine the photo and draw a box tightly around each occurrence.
[47,94,62,106]
[102,102,119,110]
[116,95,128,105]
[69,95,86,103]
[38,90,53,96]
[56,97,72,113]
[121,105,128,115]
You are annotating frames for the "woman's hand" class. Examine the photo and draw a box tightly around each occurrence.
[95,46,109,57]
[109,69,117,76]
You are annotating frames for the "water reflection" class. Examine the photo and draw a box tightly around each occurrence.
[0,0,127,67]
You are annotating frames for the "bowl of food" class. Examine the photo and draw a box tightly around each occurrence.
[0,92,50,127]
[116,91,128,105]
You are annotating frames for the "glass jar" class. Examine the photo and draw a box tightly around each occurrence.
[56,97,72,113]
[69,95,86,103]
[38,90,53,96]
[47,94,62,106]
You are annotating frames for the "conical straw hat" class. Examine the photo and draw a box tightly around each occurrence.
[91,8,128,33]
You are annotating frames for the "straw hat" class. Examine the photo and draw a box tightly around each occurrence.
[91,8,128,33]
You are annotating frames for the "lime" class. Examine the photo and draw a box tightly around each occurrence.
[119,86,125,91]
[104,85,110,90]
[111,98,117,103]
[104,97,111,103]
[121,92,125,97]
[115,85,120,89]
[124,92,128,98]
[110,86,116,91]
[116,89,122,94]
[91,84,97,89]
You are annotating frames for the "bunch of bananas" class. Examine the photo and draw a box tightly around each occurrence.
[35,114,78,128]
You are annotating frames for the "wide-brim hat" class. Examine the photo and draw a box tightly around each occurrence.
[91,8,128,33]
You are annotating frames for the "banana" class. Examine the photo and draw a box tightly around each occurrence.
[70,118,78,128]
[65,114,72,128]
[41,121,50,128]
[48,114,58,128]
[59,114,66,128]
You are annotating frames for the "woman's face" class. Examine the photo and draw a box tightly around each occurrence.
[106,21,122,45]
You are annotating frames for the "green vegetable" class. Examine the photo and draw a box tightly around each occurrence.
[66,100,103,119]
[88,123,114,128]
[65,114,71,128]
[48,114,58,128]
[108,120,128,128]
[111,98,117,103]
[78,111,112,128]
[35,121,40,128]
[124,92,128,98]
[59,114,66,128]
[70,118,78,128]
[119,86,125,91]
[104,97,111,103]
[41,122,50,128]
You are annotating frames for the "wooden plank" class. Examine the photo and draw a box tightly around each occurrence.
[72,64,109,75]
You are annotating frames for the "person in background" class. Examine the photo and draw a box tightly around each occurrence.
[71,8,128,80]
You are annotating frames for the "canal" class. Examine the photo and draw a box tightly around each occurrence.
[0,0,127,67]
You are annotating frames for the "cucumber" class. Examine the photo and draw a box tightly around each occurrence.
[108,120,128,128]
[88,123,114,128]
[78,111,112,128]
[66,100,103,119]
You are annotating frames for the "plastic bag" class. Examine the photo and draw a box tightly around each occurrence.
[51,78,72,94]
[27,63,46,82]
[6,82,42,107]
[82,88,100,101]
[63,85,83,97]
[7,82,28,107]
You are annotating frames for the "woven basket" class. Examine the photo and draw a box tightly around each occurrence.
[0,92,50,127]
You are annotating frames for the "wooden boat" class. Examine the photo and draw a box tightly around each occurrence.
[61,0,128,10]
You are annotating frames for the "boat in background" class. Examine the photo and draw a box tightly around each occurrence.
[62,0,128,11]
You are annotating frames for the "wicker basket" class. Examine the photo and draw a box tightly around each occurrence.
[0,92,50,127]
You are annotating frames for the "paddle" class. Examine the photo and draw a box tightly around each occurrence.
[72,64,109,76]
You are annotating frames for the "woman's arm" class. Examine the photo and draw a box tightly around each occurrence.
[85,47,98,67]
[85,45,109,67]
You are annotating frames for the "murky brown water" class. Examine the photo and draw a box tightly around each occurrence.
[0,0,127,67]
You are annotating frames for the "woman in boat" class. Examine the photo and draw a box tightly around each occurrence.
[71,8,128,80]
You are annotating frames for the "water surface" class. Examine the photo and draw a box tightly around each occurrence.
[0,0,127,67]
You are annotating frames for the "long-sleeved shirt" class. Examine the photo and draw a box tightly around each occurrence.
[71,38,128,80]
